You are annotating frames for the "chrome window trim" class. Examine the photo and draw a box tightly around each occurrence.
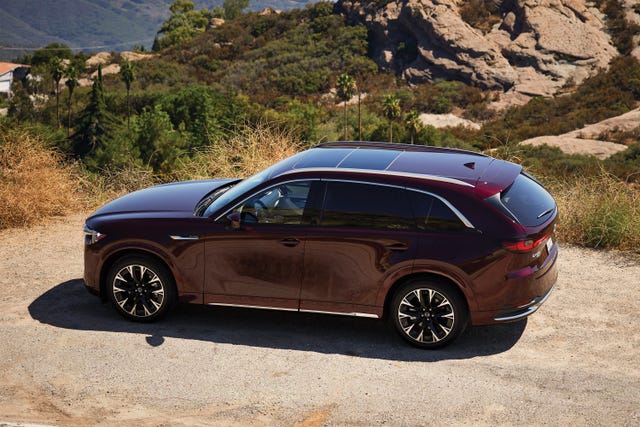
[320,178,476,230]
[214,176,475,230]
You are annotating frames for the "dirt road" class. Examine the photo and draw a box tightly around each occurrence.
[0,214,638,426]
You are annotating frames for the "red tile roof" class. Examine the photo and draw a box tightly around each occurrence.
[0,62,28,75]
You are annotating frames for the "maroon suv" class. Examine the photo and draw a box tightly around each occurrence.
[83,142,558,348]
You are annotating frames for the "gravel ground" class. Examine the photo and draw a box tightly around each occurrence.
[0,214,638,426]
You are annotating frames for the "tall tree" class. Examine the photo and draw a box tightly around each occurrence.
[153,0,212,50]
[405,110,423,144]
[7,81,34,124]
[64,65,79,137]
[72,65,116,166]
[382,94,401,143]
[119,61,135,128]
[223,0,250,20]
[336,73,356,140]
[49,57,65,128]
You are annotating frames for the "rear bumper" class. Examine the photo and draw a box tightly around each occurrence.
[493,282,555,321]
[470,243,558,325]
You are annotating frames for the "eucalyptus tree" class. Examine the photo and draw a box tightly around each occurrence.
[336,73,356,140]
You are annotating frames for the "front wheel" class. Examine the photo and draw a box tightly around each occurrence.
[390,280,468,349]
[106,255,176,322]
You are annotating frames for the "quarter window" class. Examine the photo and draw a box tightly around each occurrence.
[411,192,466,232]
[320,182,413,230]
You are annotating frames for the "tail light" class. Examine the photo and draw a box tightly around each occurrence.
[503,233,550,253]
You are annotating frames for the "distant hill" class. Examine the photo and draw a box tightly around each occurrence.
[0,0,310,61]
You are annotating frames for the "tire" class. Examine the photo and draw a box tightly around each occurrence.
[390,280,468,349]
[106,255,176,322]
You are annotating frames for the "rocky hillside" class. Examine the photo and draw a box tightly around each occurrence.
[337,0,639,100]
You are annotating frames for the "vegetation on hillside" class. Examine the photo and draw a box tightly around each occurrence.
[1,0,639,252]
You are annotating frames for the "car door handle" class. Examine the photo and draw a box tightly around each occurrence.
[385,243,409,251]
[279,238,300,247]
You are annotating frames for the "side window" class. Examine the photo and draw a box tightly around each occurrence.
[320,182,413,230]
[411,192,467,232]
[232,181,312,225]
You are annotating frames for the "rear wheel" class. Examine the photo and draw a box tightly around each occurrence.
[106,255,176,322]
[390,280,467,349]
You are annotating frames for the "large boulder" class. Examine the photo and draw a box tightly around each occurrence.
[337,0,620,98]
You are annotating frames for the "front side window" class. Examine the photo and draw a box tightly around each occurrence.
[320,181,413,230]
[230,181,312,225]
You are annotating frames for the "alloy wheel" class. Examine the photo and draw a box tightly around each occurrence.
[397,287,455,344]
[112,264,166,318]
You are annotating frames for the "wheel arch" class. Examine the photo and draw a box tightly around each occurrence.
[99,248,175,300]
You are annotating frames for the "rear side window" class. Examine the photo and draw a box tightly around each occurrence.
[320,182,413,230]
[411,192,467,232]
[498,173,556,227]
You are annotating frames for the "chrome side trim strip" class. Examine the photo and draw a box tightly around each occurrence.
[207,302,298,312]
[169,235,199,240]
[206,302,380,318]
[300,309,379,319]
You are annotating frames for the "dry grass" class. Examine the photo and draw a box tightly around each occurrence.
[550,173,640,252]
[0,129,81,230]
[174,123,303,180]
[79,166,158,208]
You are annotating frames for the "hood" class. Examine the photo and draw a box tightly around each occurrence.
[88,179,237,219]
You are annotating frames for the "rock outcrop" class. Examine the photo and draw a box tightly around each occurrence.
[520,108,640,159]
[337,0,621,98]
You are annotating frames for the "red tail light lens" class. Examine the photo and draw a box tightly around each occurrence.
[503,234,550,253]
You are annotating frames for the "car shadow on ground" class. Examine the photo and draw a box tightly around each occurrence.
[29,279,527,362]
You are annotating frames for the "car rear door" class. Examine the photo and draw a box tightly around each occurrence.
[299,181,417,317]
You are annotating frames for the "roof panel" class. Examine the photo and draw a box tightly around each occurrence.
[293,148,352,169]
[338,148,401,170]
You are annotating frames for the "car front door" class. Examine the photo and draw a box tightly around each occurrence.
[203,180,316,310]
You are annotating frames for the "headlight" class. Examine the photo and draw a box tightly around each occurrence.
[83,224,106,245]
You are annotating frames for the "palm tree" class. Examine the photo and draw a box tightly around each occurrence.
[119,61,135,128]
[49,57,65,128]
[336,73,356,140]
[405,110,423,144]
[382,94,401,143]
[64,65,79,137]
